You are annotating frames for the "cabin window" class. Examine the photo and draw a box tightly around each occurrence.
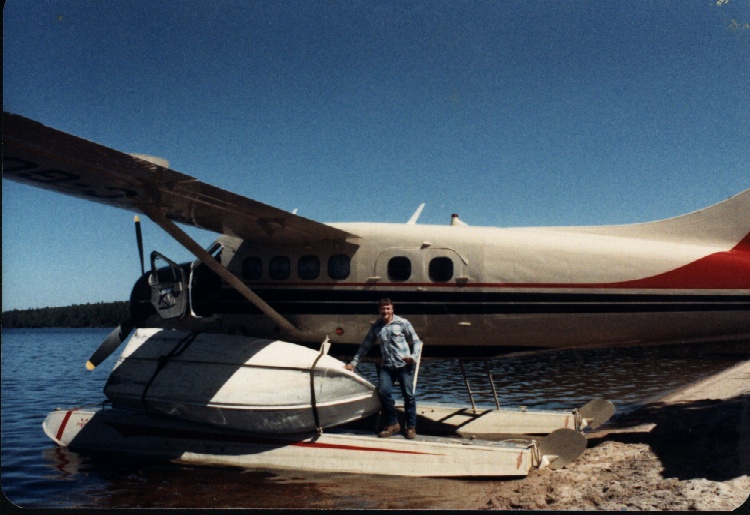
[298,255,320,280]
[241,256,262,281]
[429,257,454,282]
[328,254,350,280]
[388,256,411,281]
[269,256,291,280]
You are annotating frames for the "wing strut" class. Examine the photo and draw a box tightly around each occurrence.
[140,205,308,341]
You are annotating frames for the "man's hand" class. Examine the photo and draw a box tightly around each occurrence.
[344,363,355,371]
[403,357,415,365]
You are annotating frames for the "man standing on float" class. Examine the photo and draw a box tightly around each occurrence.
[345,298,423,439]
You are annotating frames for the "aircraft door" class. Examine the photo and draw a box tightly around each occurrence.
[149,251,188,320]
[188,242,223,317]
[373,246,469,285]
[418,246,480,343]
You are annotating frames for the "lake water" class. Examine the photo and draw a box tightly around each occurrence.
[2,328,749,508]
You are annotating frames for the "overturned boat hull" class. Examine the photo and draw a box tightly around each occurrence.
[43,407,587,477]
[104,329,380,433]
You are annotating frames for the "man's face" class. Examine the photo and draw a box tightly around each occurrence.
[379,303,394,323]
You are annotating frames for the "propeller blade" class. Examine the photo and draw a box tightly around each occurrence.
[135,215,145,276]
[86,318,135,370]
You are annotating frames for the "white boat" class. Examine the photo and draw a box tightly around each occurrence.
[42,407,587,477]
[104,329,380,433]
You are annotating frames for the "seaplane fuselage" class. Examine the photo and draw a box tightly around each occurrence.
[141,202,750,357]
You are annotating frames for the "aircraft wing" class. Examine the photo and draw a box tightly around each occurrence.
[3,112,356,243]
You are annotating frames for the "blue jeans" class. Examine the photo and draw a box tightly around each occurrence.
[378,364,417,428]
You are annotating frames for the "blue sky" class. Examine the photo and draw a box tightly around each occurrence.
[3,0,749,311]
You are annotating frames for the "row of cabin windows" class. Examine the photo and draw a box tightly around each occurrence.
[242,254,350,281]
[240,255,455,282]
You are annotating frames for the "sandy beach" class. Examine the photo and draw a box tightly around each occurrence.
[472,360,750,511]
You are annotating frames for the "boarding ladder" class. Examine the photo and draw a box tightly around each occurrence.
[458,360,502,412]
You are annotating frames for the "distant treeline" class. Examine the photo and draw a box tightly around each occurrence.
[2,301,129,328]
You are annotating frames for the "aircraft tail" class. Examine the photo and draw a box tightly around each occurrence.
[580,188,750,247]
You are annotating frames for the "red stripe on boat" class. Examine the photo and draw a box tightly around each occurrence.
[290,440,437,455]
[55,410,75,442]
[105,422,441,455]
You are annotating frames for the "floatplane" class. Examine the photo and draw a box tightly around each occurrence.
[5,112,749,477]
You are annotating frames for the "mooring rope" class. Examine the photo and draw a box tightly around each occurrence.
[309,347,327,434]
[141,331,200,409]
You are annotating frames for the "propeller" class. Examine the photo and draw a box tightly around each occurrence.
[135,215,145,276]
[85,318,135,370]
[85,216,144,370]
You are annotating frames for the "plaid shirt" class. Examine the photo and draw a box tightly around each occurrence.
[350,315,423,369]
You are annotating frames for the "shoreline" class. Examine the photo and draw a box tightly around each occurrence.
[660,360,750,403]
[475,361,750,511]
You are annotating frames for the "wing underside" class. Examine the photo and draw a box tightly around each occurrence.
[3,112,356,243]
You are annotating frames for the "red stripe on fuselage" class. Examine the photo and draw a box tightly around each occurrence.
[604,232,750,290]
